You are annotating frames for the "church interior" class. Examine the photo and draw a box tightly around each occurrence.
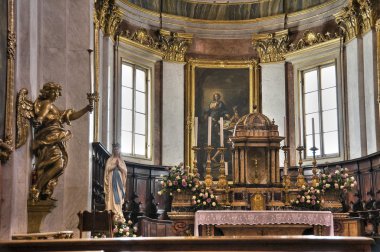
[1,0,380,251]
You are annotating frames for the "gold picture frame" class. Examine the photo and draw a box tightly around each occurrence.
[185,58,260,168]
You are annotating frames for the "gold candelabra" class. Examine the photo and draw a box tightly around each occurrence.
[310,146,319,187]
[204,146,214,188]
[295,145,306,188]
[217,147,228,189]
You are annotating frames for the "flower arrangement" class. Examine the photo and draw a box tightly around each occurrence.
[192,186,220,210]
[291,185,322,210]
[318,166,357,193]
[112,218,137,237]
[158,163,200,196]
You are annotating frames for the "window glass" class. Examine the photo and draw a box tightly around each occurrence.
[304,70,318,93]
[122,64,133,88]
[321,65,336,89]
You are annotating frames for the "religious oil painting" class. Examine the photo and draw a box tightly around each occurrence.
[185,59,259,180]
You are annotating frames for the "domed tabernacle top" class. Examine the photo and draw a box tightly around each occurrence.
[233,105,279,138]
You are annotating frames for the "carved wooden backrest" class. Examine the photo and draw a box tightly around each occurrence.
[77,210,114,238]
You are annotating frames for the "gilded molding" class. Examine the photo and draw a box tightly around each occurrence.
[122,28,160,49]
[159,29,193,62]
[288,30,339,52]
[1,0,15,163]
[377,19,380,32]
[252,30,289,63]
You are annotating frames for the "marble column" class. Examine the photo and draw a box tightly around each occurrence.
[261,62,286,165]
[162,61,185,166]
[363,30,380,154]
[346,38,367,158]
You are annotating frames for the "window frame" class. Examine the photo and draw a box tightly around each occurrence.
[118,58,152,161]
[301,62,340,159]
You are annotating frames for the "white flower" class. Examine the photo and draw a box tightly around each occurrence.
[351,176,355,181]
[126,232,130,236]
[340,185,344,189]
[160,174,164,177]
[345,167,349,172]
[158,191,162,195]
[133,226,138,231]
[322,180,326,183]
[306,200,311,203]
[321,199,325,204]
[350,183,355,188]
[199,193,203,197]
[326,184,331,188]
[211,194,215,198]
[212,202,216,206]
[197,200,200,203]
[317,200,320,204]
[335,170,340,174]
[310,187,314,190]
[128,220,133,225]
[177,189,181,192]
[301,185,306,190]
[203,201,206,205]
[170,192,173,196]
[334,183,339,189]
[296,200,299,204]
[133,234,137,237]
[192,195,196,199]
[306,195,311,200]
[316,190,320,194]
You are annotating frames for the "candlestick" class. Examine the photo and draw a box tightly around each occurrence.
[204,146,214,188]
[296,145,306,188]
[194,117,198,147]
[87,49,94,94]
[217,147,228,189]
[220,117,224,147]
[192,146,200,176]
[208,117,212,146]
[225,161,228,176]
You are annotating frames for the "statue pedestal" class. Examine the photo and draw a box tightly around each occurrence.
[27,199,56,233]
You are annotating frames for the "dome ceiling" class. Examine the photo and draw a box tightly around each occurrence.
[125,0,333,21]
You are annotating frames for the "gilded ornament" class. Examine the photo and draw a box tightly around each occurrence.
[358,0,377,33]
[95,0,121,37]
[252,30,289,63]
[7,30,16,59]
[127,28,160,49]
[16,83,94,202]
[288,30,339,51]
[0,139,13,163]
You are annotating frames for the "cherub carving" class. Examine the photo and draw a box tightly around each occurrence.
[16,82,94,202]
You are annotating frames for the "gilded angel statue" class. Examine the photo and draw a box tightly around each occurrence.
[16,82,94,202]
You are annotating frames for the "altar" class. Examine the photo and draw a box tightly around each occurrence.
[194,210,334,237]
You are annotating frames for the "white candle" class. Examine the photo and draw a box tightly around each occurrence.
[220,117,224,147]
[208,117,212,146]
[298,116,301,146]
[225,161,228,175]
[284,116,287,146]
[312,118,315,148]
[88,49,94,93]
[194,117,198,147]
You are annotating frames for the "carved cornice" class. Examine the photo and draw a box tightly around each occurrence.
[289,30,339,52]
[159,30,193,62]
[7,30,15,59]
[252,30,289,63]
[95,0,121,37]
[335,0,378,41]
[122,28,160,49]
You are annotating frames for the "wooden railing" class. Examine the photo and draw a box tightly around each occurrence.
[91,142,169,215]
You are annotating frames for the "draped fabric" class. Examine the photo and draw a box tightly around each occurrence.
[104,156,128,219]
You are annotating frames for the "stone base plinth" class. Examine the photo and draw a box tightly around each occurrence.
[27,199,56,233]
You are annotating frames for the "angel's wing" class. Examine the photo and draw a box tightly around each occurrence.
[16,88,34,148]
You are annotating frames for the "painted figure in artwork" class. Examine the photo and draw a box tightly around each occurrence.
[104,143,128,221]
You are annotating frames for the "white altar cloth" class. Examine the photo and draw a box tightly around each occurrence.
[194,210,334,236]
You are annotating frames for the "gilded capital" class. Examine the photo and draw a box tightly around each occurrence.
[252,30,289,63]
[335,0,378,41]
[159,29,193,62]
[95,0,121,37]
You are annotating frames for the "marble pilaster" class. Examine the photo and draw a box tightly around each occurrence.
[363,30,380,154]
[260,62,286,165]
[162,61,185,166]
[346,38,367,158]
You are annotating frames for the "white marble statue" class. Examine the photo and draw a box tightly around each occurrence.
[104,143,128,220]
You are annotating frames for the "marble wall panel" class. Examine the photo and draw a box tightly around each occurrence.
[363,31,379,154]
[41,0,67,49]
[162,62,185,166]
[41,48,67,86]
[346,38,367,159]
[67,0,90,50]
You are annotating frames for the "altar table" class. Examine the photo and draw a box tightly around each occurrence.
[194,210,334,236]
